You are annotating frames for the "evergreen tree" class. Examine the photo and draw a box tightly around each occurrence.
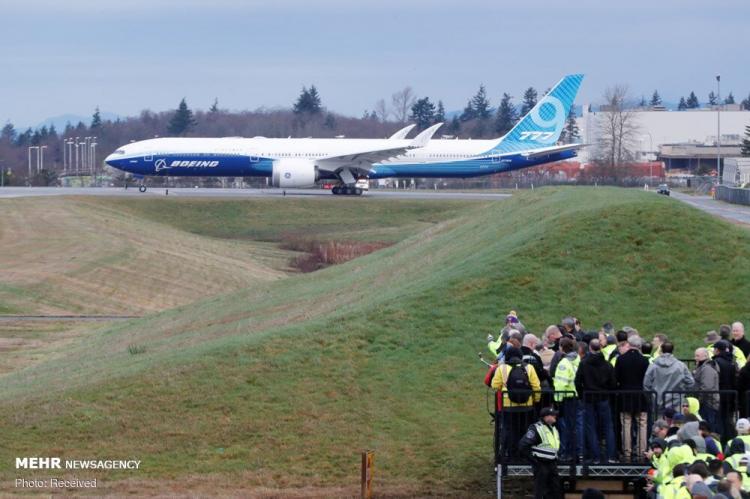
[650,90,662,107]
[708,91,718,106]
[471,85,491,120]
[90,107,102,129]
[323,112,336,129]
[435,100,445,124]
[409,97,436,130]
[559,109,580,144]
[209,98,219,113]
[448,114,461,134]
[459,99,476,122]
[678,97,688,110]
[293,85,322,115]
[168,98,196,135]
[521,87,538,115]
[15,128,32,146]
[494,93,518,135]
[742,125,750,157]
[742,93,750,110]
[686,91,700,109]
[1,122,15,143]
[639,95,647,108]
[48,124,57,138]
[725,92,735,105]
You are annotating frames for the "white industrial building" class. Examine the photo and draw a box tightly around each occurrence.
[577,106,750,172]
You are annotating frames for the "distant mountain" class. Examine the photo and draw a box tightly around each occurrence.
[33,111,122,132]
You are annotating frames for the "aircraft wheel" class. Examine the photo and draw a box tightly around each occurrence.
[139,185,147,193]
[355,188,363,196]
[332,186,340,195]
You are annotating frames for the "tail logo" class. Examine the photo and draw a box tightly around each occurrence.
[519,96,565,143]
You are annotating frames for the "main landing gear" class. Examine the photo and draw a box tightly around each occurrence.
[332,186,363,196]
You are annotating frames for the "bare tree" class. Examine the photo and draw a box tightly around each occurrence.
[374,99,389,123]
[391,87,416,124]
[594,85,641,166]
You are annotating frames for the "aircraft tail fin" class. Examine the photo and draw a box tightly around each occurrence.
[486,74,584,155]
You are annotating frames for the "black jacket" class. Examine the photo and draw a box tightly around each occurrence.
[732,337,750,359]
[575,352,616,403]
[714,351,737,410]
[614,349,651,413]
[738,363,750,417]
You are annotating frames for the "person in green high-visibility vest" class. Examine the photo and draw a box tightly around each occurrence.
[519,407,562,499]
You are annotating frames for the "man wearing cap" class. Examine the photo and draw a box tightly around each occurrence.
[519,407,562,499]
[726,419,750,459]
[708,330,747,368]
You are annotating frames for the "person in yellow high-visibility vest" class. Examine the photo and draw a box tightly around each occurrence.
[519,407,562,499]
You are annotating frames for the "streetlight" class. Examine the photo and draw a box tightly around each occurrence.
[0,160,5,187]
[39,145,47,173]
[717,74,722,184]
[28,146,39,182]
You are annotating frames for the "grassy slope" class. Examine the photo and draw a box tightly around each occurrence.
[102,196,476,243]
[0,197,287,315]
[3,188,750,496]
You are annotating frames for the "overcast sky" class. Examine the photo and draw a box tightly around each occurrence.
[2,0,749,127]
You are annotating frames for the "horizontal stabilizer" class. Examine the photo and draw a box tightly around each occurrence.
[409,123,443,148]
[389,124,416,140]
[521,143,585,159]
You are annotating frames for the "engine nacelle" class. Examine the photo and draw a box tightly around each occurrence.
[271,159,318,188]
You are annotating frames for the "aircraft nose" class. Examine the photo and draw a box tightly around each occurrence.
[105,149,128,170]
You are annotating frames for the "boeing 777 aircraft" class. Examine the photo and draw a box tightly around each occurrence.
[105,74,584,195]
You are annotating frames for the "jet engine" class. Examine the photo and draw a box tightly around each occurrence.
[271,159,318,188]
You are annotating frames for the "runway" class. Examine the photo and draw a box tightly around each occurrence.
[0,187,511,201]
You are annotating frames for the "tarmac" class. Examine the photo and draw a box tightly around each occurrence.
[0,187,511,201]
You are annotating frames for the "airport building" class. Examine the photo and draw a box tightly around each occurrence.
[577,106,750,173]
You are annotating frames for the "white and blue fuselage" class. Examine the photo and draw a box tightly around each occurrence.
[105,74,584,192]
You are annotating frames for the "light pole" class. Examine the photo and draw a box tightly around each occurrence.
[0,160,4,187]
[28,146,39,183]
[39,145,47,173]
[717,74,722,184]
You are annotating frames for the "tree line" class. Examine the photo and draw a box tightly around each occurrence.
[1,82,749,185]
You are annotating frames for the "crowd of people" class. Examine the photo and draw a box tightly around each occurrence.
[483,312,750,499]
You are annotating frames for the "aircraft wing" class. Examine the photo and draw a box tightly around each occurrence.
[318,123,442,172]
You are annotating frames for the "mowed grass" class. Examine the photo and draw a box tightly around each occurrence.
[2,188,750,496]
[103,196,477,243]
[0,196,476,316]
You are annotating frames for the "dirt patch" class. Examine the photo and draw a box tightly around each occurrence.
[281,237,392,272]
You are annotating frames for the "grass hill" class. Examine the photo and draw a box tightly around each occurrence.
[3,188,750,496]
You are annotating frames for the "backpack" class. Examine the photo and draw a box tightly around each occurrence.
[505,364,532,403]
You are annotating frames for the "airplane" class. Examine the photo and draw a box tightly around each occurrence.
[105,74,584,195]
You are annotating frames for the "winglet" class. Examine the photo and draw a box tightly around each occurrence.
[409,123,443,148]
[388,124,416,140]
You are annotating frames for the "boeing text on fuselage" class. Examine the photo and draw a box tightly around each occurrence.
[105,74,585,195]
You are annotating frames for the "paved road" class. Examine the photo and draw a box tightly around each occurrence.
[0,187,511,201]
[671,191,750,225]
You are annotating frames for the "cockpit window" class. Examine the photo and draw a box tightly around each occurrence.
[113,149,126,155]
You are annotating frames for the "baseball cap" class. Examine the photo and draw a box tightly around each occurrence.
[539,407,558,417]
